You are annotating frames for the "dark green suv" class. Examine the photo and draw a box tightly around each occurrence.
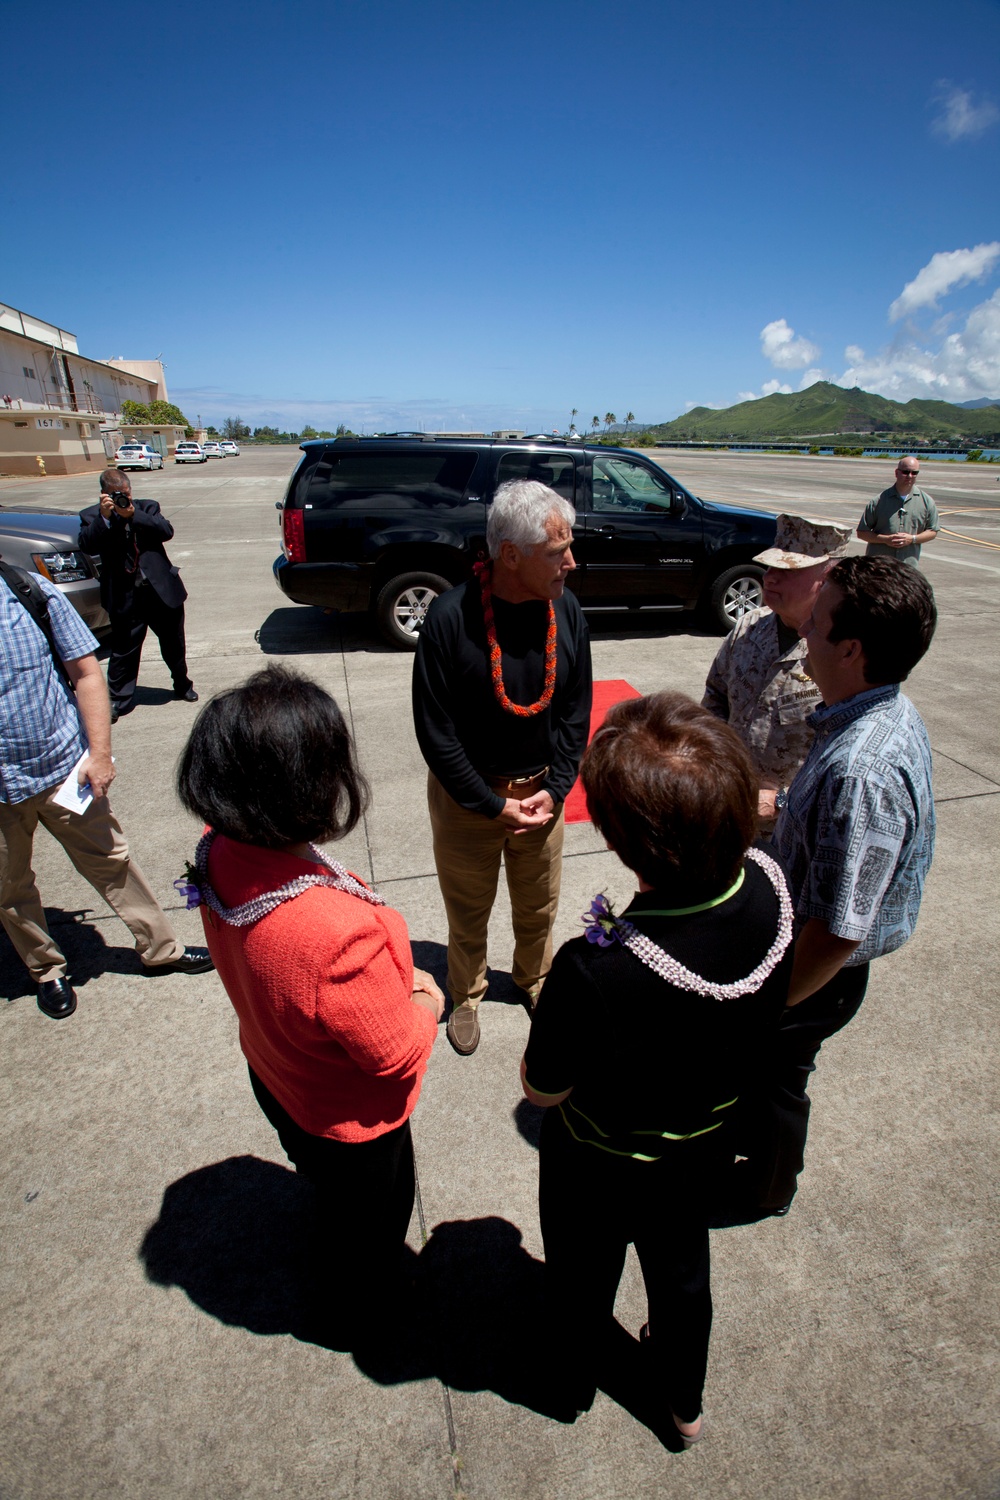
[273,436,777,649]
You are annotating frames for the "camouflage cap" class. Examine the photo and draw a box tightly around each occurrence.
[754,513,852,570]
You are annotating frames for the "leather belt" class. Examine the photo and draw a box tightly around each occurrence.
[483,767,549,798]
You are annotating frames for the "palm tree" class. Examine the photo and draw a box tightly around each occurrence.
[570,407,578,434]
[624,411,635,438]
[604,412,616,435]
[591,415,600,437]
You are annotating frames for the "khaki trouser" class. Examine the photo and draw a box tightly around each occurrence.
[0,786,184,984]
[427,772,565,1009]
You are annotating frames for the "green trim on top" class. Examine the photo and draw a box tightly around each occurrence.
[631,1120,724,1141]
[522,1076,571,1103]
[559,1104,661,1161]
[560,1097,728,1157]
[636,866,745,917]
[564,1098,610,1138]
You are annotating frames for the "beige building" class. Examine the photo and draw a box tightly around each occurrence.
[0,302,173,476]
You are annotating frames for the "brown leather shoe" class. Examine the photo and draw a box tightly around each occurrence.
[446,1002,481,1055]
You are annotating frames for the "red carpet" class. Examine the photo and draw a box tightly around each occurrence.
[564,679,642,824]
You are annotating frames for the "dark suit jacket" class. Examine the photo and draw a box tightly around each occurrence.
[79,498,188,613]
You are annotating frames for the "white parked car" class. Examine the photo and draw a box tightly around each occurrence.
[174,441,207,464]
[220,440,241,456]
[114,442,164,471]
[202,441,225,459]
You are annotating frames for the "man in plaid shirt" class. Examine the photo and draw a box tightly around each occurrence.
[0,568,212,1018]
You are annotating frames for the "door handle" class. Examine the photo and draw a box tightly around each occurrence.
[589,526,615,537]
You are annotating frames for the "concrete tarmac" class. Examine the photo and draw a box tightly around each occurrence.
[1,449,998,1498]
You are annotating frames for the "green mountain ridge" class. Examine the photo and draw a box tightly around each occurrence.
[653,382,1000,442]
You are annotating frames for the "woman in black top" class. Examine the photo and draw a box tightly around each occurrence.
[522,692,793,1443]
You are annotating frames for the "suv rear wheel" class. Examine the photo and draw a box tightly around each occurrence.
[375,571,453,649]
[707,564,765,632]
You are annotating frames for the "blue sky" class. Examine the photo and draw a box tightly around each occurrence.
[3,0,999,431]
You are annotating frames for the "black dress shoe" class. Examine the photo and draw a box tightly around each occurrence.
[144,946,215,976]
[174,686,199,703]
[37,978,77,1019]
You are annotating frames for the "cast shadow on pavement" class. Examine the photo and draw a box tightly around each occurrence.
[138,1155,686,1450]
[410,939,533,1018]
[0,909,139,1002]
[255,607,395,656]
[255,604,719,657]
[128,684,177,707]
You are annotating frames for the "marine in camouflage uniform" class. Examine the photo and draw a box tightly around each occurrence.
[702,606,818,796]
[702,514,852,830]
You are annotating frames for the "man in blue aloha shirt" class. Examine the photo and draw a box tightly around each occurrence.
[721,556,937,1221]
[0,567,212,1020]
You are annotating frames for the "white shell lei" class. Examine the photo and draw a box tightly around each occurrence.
[194,831,384,927]
[623,848,793,1002]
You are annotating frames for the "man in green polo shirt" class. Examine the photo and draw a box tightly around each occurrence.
[857,456,939,566]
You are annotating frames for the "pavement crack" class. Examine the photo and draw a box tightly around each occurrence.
[337,614,377,888]
[931,749,1000,790]
[412,1160,468,1499]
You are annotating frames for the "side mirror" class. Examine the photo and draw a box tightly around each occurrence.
[671,491,685,517]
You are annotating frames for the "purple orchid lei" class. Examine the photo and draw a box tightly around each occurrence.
[173,861,202,911]
[582,892,635,947]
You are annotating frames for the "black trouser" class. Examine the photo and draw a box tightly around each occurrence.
[729,961,870,1212]
[107,582,191,711]
[248,1068,416,1325]
[538,1108,713,1422]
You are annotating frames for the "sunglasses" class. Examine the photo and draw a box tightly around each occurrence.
[896,469,919,477]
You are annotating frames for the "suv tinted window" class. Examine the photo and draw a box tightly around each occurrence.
[591,454,673,513]
[496,450,576,502]
[301,451,477,510]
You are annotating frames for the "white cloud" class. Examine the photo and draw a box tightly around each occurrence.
[838,286,1000,402]
[798,368,826,390]
[734,381,793,403]
[889,242,1000,321]
[760,318,821,370]
[931,83,1000,142]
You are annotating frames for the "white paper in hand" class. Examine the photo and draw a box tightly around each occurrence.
[51,750,103,815]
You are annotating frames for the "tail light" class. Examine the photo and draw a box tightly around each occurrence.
[282,508,306,563]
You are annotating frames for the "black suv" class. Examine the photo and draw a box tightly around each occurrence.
[273,437,777,649]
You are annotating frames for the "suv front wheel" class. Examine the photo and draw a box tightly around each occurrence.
[375,571,453,650]
[707,564,765,632]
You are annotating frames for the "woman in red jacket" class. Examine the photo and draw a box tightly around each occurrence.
[176,664,443,1338]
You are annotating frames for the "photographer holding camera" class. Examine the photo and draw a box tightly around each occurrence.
[79,469,197,723]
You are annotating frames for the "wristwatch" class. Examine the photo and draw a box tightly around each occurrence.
[774,787,789,813]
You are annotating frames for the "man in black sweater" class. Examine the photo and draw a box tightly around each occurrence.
[79,469,197,723]
[412,479,593,1055]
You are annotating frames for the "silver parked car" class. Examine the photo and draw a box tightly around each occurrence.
[202,441,225,459]
[0,510,108,634]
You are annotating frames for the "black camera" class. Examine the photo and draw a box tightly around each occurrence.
[111,492,132,511]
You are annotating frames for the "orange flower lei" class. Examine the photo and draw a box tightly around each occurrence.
[474,559,557,717]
